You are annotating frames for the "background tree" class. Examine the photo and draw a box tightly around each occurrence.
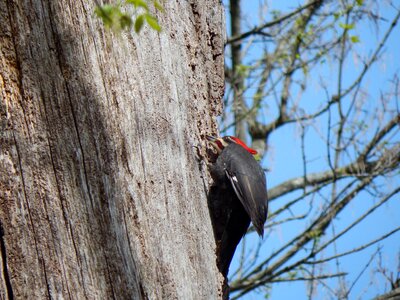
[223,0,400,299]
[0,0,226,298]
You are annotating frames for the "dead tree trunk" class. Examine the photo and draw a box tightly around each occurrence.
[0,0,225,298]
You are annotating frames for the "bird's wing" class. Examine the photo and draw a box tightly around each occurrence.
[225,169,266,237]
[218,143,268,236]
[225,169,245,202]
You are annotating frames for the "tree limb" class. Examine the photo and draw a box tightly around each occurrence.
[226,0,324,45]
[268,139,399,201]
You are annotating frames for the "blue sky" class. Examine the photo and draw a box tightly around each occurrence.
[222,1,400,299]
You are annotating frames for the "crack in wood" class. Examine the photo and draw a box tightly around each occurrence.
[0,221,14,300]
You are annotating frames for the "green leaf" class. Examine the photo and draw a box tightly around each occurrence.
[120,14,132,29]
[95,4,113,16]
[302,64,308,76]
[145,13,161,31]
[95,5,132,31]
[339,22,355,30]
[153,0,164,12]
[235,64,250,77]
[253,92,263,102]
[126,0,149,10]
[95,5,117,28]
[271,9,281,20]
[135,14,145,33]
[350,35,360,43]
[307,229,322,239]
[288,271,297,279]
[95,1,164,34]
[356,0,364,6]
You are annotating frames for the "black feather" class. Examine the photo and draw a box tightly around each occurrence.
[220,143,268,237]
[208,142,268,279]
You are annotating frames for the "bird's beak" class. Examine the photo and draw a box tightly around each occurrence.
[206,135,223,153]
[206,135,218,142]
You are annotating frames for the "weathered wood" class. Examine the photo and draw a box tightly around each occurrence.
[0,0,225,298]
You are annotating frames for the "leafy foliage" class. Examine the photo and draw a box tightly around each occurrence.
[95,0,163,33]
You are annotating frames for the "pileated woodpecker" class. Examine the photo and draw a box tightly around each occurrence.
[206,135,268,277]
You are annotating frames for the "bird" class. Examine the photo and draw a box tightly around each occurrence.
[206,135,268,277]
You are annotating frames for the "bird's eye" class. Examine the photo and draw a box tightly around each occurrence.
[224,136,234,143]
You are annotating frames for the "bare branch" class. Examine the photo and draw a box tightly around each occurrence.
[373,288,400,300]
[248,10,400,144]
[226,0,324,45]
[306,226,400,265]
[231,175,374,295]
[358,115,400,162]
[270,272,347,283]
[223,2,400,299]
[268,136,399,201]
[341,9,400,99]
[345,248,381,297]
[312,187,400,257]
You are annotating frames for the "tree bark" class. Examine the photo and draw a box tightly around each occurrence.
[0,0,225,298]
[229,0,246,141]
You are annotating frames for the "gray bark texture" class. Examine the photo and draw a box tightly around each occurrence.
[0,0,225,299]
